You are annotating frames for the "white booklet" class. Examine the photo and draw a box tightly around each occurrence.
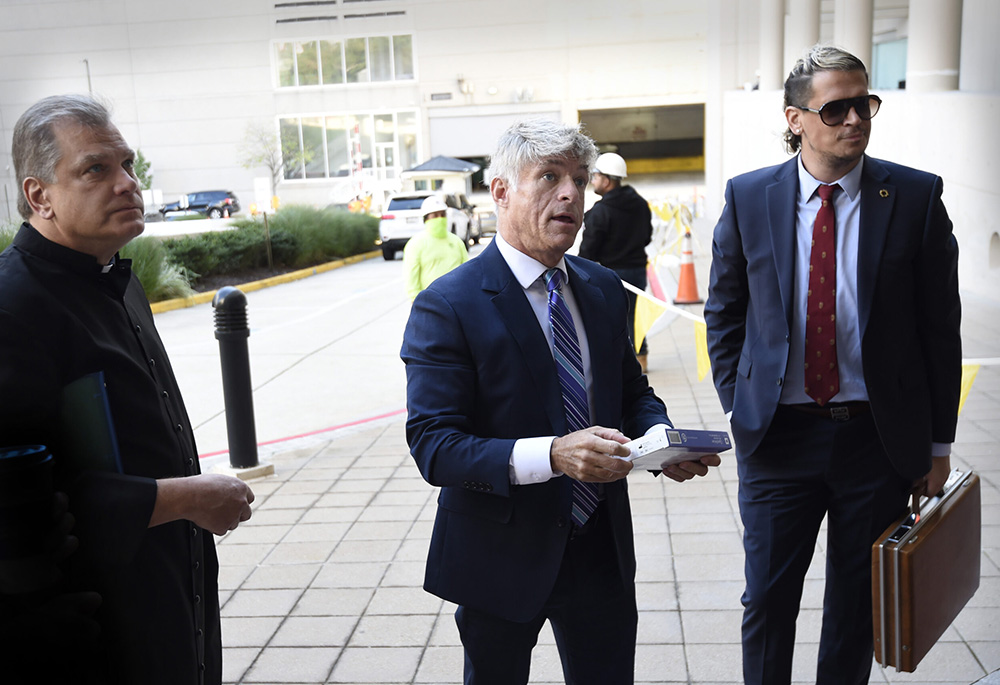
[623,427,732,470]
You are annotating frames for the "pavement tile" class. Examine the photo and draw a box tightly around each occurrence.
[242,646,341,683]
[673,553,744,581]
[381,560,427,587]
[265,540,338,565]
[243,563,322,590]
[215,543,276,567]
[292,588,375,617]
[677,580,744,611]
[685,642,743,682]
[217,564,256,591]
[312,561,390,588]
[270,615,358,647]
[330,539,401,562]
[365,586,444,615]
[257,493,322,510]
[221,616,283,647]
[221,524,292,545]
[282,522,351,543]
[222,646,260,684]
[414,645,464,683]
[671,530,744,556]
[636,582,679,611]
[637,610,683,644]
[348,614,436,646]
[222,589,304,617]
[634,643,690,682]
[681,609,744,644]
[329,646,423,683]
[300,505,365,524]
[343,520,413,541]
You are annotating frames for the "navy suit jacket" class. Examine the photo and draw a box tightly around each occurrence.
[704,155,961,481]
[401,240,668,622]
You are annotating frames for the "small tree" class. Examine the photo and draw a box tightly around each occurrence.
[238,122,313,196]
[134,149,153,190]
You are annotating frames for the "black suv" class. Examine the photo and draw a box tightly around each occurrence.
[161,190,240,219]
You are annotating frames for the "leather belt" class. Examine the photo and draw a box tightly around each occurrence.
[787,401,870,422]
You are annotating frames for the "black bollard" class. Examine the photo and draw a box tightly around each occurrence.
[212,287,259,469]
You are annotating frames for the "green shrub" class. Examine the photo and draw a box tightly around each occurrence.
[157,205,377,291]
[0,223,16,252]
[120,236,195,301]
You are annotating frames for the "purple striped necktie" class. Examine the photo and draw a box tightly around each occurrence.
[544,268,599,527]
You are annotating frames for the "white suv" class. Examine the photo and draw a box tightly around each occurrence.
[377,191,480,260]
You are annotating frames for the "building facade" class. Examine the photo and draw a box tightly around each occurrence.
[0,0,996,293]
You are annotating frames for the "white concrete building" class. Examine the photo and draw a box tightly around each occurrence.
[0,0,996,294]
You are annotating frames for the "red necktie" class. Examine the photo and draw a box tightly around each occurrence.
[805,184,839,405]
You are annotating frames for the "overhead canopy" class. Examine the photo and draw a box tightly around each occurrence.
[403,155,481,176]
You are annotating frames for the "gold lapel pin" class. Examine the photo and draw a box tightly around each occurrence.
[879,189,889,198]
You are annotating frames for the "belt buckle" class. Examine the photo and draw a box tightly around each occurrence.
[830,405,851,422]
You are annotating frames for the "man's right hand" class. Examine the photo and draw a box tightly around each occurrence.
[550,427,634,483]
[150,474,255,536]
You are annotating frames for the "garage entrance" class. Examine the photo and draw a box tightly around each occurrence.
[579,104,705,174]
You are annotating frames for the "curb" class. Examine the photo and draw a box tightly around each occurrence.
[150,250,382,314]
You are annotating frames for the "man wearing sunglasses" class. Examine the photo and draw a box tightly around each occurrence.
[705,45,961,685]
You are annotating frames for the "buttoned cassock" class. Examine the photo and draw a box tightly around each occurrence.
[0,224,220,684]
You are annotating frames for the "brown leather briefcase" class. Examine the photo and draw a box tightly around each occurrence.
[872,470,981,672]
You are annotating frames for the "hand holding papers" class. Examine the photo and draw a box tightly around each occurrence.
[623,427,731,472]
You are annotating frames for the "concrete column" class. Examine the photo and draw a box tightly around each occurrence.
[758,0,784,90]
[907,0,963,92]
[959,0,999,92]
[785,0,821,77]
[833,0,873,71]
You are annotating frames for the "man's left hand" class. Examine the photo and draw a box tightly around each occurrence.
[659,454,722,483]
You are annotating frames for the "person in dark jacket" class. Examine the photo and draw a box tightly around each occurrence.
[579,153,653,371]
[0,94,254,685]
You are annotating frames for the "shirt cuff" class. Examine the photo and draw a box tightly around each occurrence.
[931,442,952,458]
[509,436,558,484]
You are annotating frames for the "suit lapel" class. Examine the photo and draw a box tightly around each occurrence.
[480,243,566,434]
[766,158,799,328]
[857,156,895,338]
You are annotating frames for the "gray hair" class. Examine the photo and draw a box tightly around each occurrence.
[485,119,598,189]
[783,45,868,154]
[12,94,114,219]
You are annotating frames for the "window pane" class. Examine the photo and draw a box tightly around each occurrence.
[397,111,418,171]
[302,117,326,179]
[369,36,391,82]
[326,116,350,177]
[393,35,413,80]
[355,115,373,168]
[276,43,295,87]
[297,41,320,86]
[345,38,368,83]
[374,114,394,144]
[320,40,344,85]
[280,119,303,180]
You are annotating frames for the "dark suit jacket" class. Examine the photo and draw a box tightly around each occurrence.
[704,155,961,481]
[401,240,668,622]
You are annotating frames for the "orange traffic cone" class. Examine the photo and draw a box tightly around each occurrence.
[223,207,230,219]
[673,229,703,305]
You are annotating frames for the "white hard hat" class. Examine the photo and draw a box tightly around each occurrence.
[420,195,448,217]
[593,152,627,179]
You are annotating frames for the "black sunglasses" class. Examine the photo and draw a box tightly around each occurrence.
[795,94,882,126]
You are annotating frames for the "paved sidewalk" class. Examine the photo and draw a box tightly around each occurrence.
[160,249,999,683]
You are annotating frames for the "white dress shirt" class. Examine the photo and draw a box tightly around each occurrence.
[494,233,593,484]
[780,155,867,405]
